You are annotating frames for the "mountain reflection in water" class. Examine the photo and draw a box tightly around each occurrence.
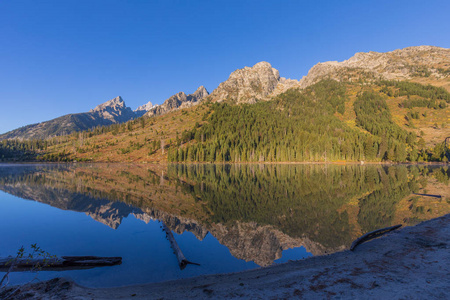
[0,163,449,267]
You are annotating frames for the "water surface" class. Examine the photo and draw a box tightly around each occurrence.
[0,163,448,287]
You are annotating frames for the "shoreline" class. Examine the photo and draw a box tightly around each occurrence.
[2,214,449,299]
[0,161,449,166]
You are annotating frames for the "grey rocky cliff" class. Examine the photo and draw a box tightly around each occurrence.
[299,46,450,88]
[89,96,136,123]
[209,62,300,104]
[190,85,209,101]
[146,86,209,117]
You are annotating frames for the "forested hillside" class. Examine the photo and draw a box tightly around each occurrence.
[169,80,449,163]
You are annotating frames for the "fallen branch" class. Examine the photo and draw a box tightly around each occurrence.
[413,193,442,198]
[350,224,402,251]
[0,256,122,272]
[161,222,200,270]
[0,255,16,288]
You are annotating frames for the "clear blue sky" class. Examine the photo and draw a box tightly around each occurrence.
[1,0,449,134]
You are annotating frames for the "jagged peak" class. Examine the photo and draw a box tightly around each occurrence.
[209,60,285,103]
[224,61,281,82]
[135,101,155,112]
[253,61,280,79]
[90,96,126,112]
[145,85,209,117]
[195,85,207,92]
[192,85,209,97]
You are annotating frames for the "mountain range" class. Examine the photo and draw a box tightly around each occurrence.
[0,88,208,140]
[0,96,137,140]
[1,45,448,141]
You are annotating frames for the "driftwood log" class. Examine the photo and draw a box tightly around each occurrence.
[412,193,442,198]
[350,224,402,251]
[0,256,122,272]
[161,222,200,270]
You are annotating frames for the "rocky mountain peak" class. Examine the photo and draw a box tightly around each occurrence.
[90,96,126,113]
[135,101,155,112]
[253,61,280,79]
[89,96,135,123]
[191,86,209,100]
[209,61,296,104]
[174,91,187,100]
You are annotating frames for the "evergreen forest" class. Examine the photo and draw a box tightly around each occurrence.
[169,80,449,163]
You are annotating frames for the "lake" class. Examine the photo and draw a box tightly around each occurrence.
[0,163,448,287]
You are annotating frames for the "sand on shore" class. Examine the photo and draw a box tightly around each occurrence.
[1,214,449,299]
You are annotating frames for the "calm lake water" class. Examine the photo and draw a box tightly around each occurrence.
[0,163,449,287]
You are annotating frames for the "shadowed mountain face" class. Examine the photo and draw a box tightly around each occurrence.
[0,163,448,266]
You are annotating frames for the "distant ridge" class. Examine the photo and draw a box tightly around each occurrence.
[299,45,450,88]
[0,96,140,140]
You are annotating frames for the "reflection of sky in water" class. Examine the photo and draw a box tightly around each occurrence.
[0,191,309,287]
[274,247,312,264]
